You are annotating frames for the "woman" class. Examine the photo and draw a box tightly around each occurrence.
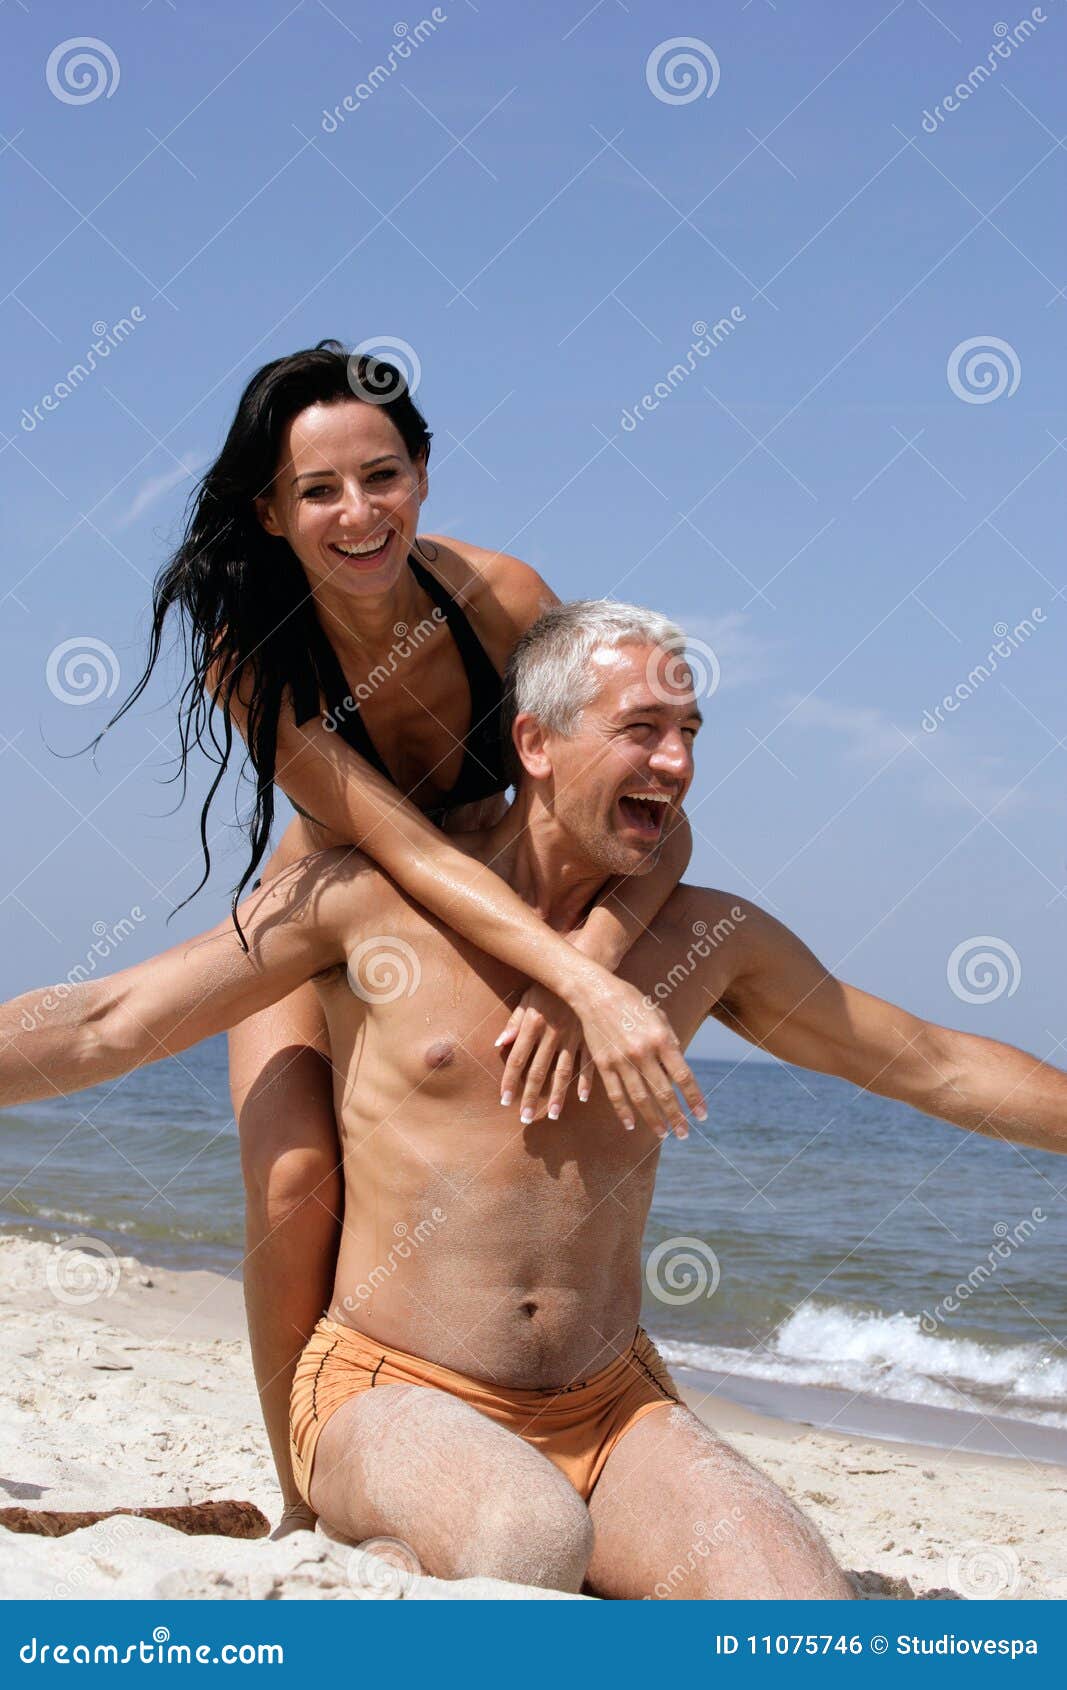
[106,341,705,1531]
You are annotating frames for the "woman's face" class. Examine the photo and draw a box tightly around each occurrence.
[256,400,428,598]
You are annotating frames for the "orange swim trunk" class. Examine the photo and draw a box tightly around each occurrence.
[289,1317,680,1505]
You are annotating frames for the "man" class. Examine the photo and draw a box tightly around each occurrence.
[2,601,1064,1600]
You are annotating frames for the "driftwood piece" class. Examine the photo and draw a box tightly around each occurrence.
[0,1500,270,1539]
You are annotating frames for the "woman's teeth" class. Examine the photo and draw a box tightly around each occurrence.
[331,534,389,558]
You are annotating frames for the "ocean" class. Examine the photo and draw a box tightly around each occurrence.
[2,1045,1064,1453]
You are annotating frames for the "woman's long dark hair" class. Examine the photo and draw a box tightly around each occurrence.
[92,340,432,949]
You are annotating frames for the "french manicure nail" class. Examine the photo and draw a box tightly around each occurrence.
[500,1092,512,1106]
[520,1108,533,1124]
[548,1105,560,1120]
[695,1108,708,1122]
[623,1118,635,1131]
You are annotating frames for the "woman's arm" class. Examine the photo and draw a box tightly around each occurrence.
[215,658,704,1135]
[497,814,693,1113]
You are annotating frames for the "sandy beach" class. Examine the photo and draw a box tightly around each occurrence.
[0,1232,1064,1602]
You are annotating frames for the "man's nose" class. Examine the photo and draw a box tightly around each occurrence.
[650,730,693,781]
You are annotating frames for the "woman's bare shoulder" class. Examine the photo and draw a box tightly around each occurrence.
[418,533,560,641]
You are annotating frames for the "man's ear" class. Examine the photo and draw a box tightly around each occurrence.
[254,492,284,538]
[511,713,552,780]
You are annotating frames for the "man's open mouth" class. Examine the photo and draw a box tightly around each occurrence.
[617,792,671,840]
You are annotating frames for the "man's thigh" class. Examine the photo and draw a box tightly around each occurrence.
[308,1380,594,1589]
[586,1401,853,1600]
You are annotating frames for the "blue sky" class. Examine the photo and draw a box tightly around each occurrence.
[1,0,1064,1062]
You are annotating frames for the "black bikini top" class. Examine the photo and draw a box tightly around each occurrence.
[291,551,509,816]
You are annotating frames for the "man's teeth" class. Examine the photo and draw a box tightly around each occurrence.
[334,534,388,556]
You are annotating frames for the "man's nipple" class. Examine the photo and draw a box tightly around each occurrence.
[424,1039,457,1071]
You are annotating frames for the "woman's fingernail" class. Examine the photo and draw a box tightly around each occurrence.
[695,1107,708,1122]
[500,1092,512,1106]
[623,1118,635,1131]
[520,1108,533,1125]
[548,1105,561,1120]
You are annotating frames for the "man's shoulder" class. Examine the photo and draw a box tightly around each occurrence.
[262,845,399,934]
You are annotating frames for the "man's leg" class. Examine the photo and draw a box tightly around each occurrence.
[586,1402,853,1600]
[308,1382,595,1593]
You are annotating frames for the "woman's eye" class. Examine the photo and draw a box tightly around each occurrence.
[300,485,332,500]
[367,469,397,484]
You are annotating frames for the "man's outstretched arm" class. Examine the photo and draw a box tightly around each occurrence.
[0,850,358,1109]
[713,904,1067,1155]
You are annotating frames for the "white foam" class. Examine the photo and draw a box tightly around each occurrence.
[655,1301,1067,1430]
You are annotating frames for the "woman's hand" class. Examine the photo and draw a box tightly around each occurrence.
[496,984,588,1124]
[497,970,707,1139]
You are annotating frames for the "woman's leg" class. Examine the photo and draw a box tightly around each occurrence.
[230,827,343,1532]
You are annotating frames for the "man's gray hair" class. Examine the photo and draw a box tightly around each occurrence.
[501,599,687,780]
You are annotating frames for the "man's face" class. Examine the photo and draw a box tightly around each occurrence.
[541,643,702,876]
